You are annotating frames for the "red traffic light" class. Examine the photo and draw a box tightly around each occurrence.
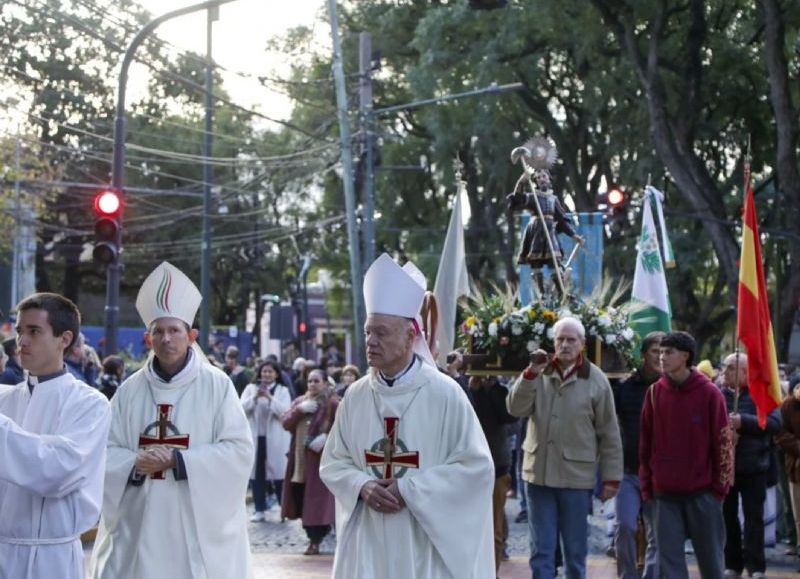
[298,321,307,335]
[95,190,122,216]
[607,187,625,208]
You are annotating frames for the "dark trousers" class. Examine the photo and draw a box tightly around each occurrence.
[252,436,284,512]
[253,436,267,512]
[723,472,767,574]
[654,492,725,579]
[291,482,329,544]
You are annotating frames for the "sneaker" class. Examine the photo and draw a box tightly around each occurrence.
[249,511,265,522]
[751,573,766,579]
[722,571,740,579]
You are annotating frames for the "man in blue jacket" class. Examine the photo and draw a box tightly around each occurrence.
[721,352,782,579]
[0,336,25,385]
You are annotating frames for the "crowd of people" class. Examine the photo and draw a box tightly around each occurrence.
[4,255,800,579]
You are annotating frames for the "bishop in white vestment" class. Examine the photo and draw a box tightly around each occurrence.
[90,262,254,579]
[320,254,495,578]
[0,293,111,579]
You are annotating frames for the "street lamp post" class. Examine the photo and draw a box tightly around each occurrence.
[105,0,238,354]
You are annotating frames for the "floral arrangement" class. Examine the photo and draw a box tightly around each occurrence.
[459,281,641,369]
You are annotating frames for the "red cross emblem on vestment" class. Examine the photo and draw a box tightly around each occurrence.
[364,416,419,479]
[138,404,190,479]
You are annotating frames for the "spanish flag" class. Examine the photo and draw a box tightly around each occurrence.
[737,165,782,427]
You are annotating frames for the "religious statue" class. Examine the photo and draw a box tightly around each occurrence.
[506,137,584,300]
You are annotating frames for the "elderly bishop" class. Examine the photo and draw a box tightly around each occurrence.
[91,262,254,579]
[320,253,495,578]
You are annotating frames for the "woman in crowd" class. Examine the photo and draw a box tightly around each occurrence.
[98,355,125,400]
[777,379,800,560]
[241,360,292,522]
[335,364,360,397]
[281,368,338,555]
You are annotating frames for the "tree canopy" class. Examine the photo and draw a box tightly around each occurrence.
[0,0,798,360]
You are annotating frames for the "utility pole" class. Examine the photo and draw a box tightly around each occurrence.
[299,255,311,358]
[106,0,237,354]
[10,132,20,312]
[359,32,376,270]
[327,0,365,368]
[200,6,219,354]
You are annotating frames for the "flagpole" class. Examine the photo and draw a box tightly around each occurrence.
[734,140,751,414]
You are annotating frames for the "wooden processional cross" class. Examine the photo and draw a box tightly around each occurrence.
[138,403,190,479]
[364,416,419,479]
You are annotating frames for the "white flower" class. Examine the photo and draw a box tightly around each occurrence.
[488,322,498,337]
[527,340,539,352]
[622,327,634,341]
[605,333,617,344]
[511,324,523,336]
[598,315,612,327]
[533,322,545,334]
[470,324,480,336]
[546,327,555,339]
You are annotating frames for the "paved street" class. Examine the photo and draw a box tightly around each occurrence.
[85,494,800,577]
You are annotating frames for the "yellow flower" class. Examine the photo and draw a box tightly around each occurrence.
[527,310,537,320]
[465,316,476,328]
[543,310,557,322]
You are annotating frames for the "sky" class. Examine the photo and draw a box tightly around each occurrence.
[133,0,330,121]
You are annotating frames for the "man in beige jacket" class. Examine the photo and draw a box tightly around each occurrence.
[507,316,622,579]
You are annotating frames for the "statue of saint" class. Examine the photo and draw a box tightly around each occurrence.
[507,164,584,299]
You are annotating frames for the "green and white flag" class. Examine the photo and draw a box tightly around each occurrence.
[629,188,672,338]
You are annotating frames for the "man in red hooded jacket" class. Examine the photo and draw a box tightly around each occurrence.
[639,331,734,579]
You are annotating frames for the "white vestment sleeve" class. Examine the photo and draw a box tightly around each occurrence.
[0,397,110,498]
[396,392,495,578]
[100,387,139,526]
[320,395,373,529]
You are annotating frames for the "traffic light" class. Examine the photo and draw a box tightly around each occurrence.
[607,186,625,209]
[597,186,629,237]
[93,188,122,264]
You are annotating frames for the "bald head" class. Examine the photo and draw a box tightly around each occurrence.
[722,353,748,389]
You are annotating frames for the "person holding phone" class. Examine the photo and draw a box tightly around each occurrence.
[241,360,291,521]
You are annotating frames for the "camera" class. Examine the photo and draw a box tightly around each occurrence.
[446,353,457,364]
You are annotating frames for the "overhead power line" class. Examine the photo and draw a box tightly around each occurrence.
[9,0,335,140]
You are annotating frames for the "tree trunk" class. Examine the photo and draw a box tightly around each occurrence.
[591,0,741,301]
[760,0,800,356]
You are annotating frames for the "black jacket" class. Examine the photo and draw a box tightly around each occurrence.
[613,369,657,474]
[470,379,517,477]
[723,386,782,476]
[0,358,24,385]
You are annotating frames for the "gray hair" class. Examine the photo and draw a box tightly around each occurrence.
[553,316,585,339]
